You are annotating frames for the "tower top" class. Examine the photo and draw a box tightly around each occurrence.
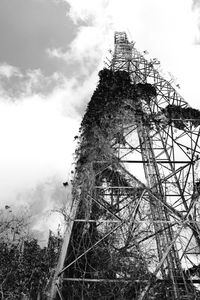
[114,31,129,44]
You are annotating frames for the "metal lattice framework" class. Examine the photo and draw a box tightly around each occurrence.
[49,32,200,300]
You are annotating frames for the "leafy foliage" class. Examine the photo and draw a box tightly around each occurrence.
[164,104,200,129]
[0,208,62,300]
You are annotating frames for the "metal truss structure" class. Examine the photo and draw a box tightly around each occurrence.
[49,32,200,300]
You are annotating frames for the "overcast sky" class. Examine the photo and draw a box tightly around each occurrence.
[0,0,200,242]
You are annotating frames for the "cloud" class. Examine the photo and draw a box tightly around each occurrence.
[63,0,110,25]
[47,0,114,79]
[48,28,107,78]
[0,65,67,98]
[0,76,80,243]
[0,0,76,75]
[0,58,99,242]
[0,95,78,199]
[192,0,200,44]
[193,0,200,8]
[0,63,84,206]
[0,63,21,79]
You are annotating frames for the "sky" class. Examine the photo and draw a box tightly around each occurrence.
[0,0,200,243]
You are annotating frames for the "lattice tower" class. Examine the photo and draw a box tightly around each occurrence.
[48,32,200,300]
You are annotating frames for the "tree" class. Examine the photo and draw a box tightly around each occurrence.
[0,207,62,299]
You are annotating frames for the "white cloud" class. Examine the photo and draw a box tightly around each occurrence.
[48,27,108,77]
[0,62,94,210]
[0,59,98,221]
[0,66,67,98]
[0,84,80,241]
[48,1,114,78]
[0,63,21,79]
[0,44,101,240]
[65,0,110,25]
[0,93,78,203]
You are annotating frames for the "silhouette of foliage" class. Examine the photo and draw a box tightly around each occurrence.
[164,104,200,129]
[0,209,62,300]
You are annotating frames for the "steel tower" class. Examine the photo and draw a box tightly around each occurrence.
[49,32,200,300]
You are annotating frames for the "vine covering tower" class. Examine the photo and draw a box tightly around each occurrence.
[49,32,200,300]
